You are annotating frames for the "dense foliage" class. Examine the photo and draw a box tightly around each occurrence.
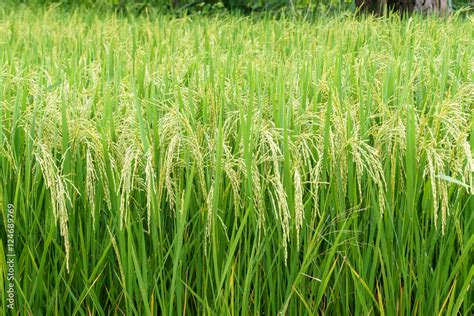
[0,4,473,315]
[7,0,474,13]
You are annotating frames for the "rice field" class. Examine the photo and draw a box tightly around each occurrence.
[0,4,473,315]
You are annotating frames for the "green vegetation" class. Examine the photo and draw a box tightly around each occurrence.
[8,0,474,14]
[0,5,473,315]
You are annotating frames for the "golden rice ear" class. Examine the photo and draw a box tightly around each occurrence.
[86,147,97,229]
[118,147,138,229]
[293,167,304,249]
[261,129,290,264]
[223,144,243,211]
[251,164,266,232]
[34,143,71,272]
[164,135,181,212]
[205,185,214,254]
[310,156,323,219]
[144,150,156,233]
[463,141,474,195]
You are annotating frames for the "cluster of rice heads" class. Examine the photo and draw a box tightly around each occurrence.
[0,6,472,314]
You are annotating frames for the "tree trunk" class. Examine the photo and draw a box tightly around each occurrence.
[440,0,448,15]
[414,0,437,12]
[357,0,449,14]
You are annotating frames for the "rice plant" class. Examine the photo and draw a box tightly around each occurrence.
[0,4,473,315]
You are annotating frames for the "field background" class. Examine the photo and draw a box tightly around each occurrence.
[0,3,473,315]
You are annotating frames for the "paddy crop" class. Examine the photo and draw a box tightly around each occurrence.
[0,5,473,315]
